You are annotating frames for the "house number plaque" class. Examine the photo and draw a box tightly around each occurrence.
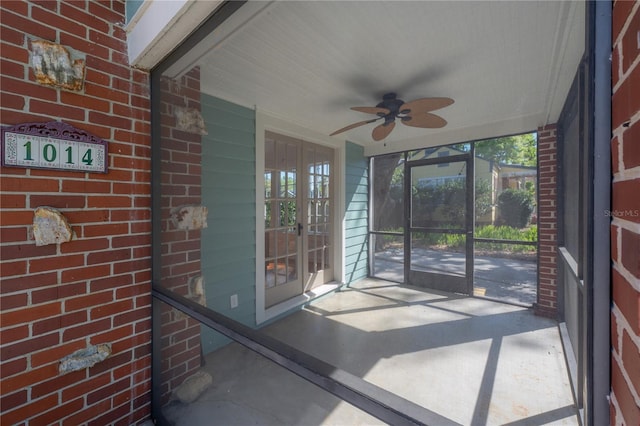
[2,121,108,173]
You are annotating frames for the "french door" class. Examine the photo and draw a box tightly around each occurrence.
[264,132,333,307]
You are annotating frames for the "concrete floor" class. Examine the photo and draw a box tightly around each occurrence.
[373,248,537,305]
[164,279,578,425]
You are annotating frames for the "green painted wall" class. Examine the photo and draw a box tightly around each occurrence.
[344,142,369,284]
[200,94,256,354]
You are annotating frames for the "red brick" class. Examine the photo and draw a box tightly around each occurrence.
[0,227,26,246]
[0,271,57,294]
[622,119,640,169]
[612,135,620,174]
[32,310,87,336]
[1,332,60,362]
[612,357,640,426]
[31,5,87,38]
[621,227,640,278]
[61,265,110,283]
[0,292,28,310]
[0,92,25,110]
[114,258,150,275]
[59,31,110,60]
[1,9,57,41]
[87,248,131,265]
[62,371,111,402]
[88,1,125,25]
[0,192,26,208]
[89,349,132,376]
[0,176,59,192]
[62,318,111,342]
[0,258,27,278]
[621,329,640,396]
[621,6,640,73]
[59,2,109,33]
[613,0,636,39]
[83,222,129,237]
[0,390,28,415]
[64,291,113,312]
[109,141,134,156]
[612,311,620,351]
[0,393,58,426]
[62,399,112,426]
[0,210,31,226]
[0,325,29,345]
[89,29,126,51]
[30,397,85,426]
[31,99,86,121]
[0,25,25,46]
[0,363,58,395]
[86,196,132,209]
[0,357,27,379]
[612,224,619,263]
[64,209,109,224]
[87,401,131,426]
[613,268,640,334]
[90,299,133,320]
[0,58,26,78]
[60,237,110,254]
[84,68,110,86]
[0,108,51,124]
[30,254,85,273]
[0,302,61,327]
[32,369,86,399]
[613,64,640,129]
[60,91,110,113]
[612,179,640,223]
[85,81,129,104]
[90,274,133,292]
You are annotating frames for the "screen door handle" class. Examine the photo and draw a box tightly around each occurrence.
[297,223,303,236]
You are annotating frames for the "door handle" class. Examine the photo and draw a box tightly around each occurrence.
[298,223,303,236]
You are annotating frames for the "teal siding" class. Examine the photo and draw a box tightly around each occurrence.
[200,95,256,354]
[344,142,369,284]
[126,0,144,23]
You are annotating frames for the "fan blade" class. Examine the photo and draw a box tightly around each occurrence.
[400,97,454,114]
[401,112,447,128]
[372,121,396,141]
[351,106,390,116]
[330,119,378,136]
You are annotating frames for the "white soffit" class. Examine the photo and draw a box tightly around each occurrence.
[126,0,224,70]
[153,1,585,154]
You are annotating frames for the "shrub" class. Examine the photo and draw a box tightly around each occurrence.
[498,189,535,228]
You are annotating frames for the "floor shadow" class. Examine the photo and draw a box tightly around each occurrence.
[163,279,577,426]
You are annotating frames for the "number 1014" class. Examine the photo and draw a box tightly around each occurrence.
[15,137,105,172]
[22,140,94,166]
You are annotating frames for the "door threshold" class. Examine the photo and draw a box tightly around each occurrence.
[261,282,341,324]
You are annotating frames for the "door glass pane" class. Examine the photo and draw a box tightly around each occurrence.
[264,134,301,297]
[306,144,333,285]
[411,162,466,229]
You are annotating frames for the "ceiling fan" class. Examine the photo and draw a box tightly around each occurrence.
[330,93,454,141]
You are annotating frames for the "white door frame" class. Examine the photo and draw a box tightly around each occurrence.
[255,110,345,324]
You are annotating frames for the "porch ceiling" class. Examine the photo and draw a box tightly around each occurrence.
[166,1,584,156]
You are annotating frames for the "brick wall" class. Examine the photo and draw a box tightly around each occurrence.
[610,1,640,425]
[0,1,152,424]
[535,124,558,317]
[158,70,204,404]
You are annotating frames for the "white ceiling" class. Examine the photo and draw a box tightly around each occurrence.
[166,0,585,156]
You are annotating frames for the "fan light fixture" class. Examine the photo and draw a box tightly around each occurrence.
[331,93,454,141]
